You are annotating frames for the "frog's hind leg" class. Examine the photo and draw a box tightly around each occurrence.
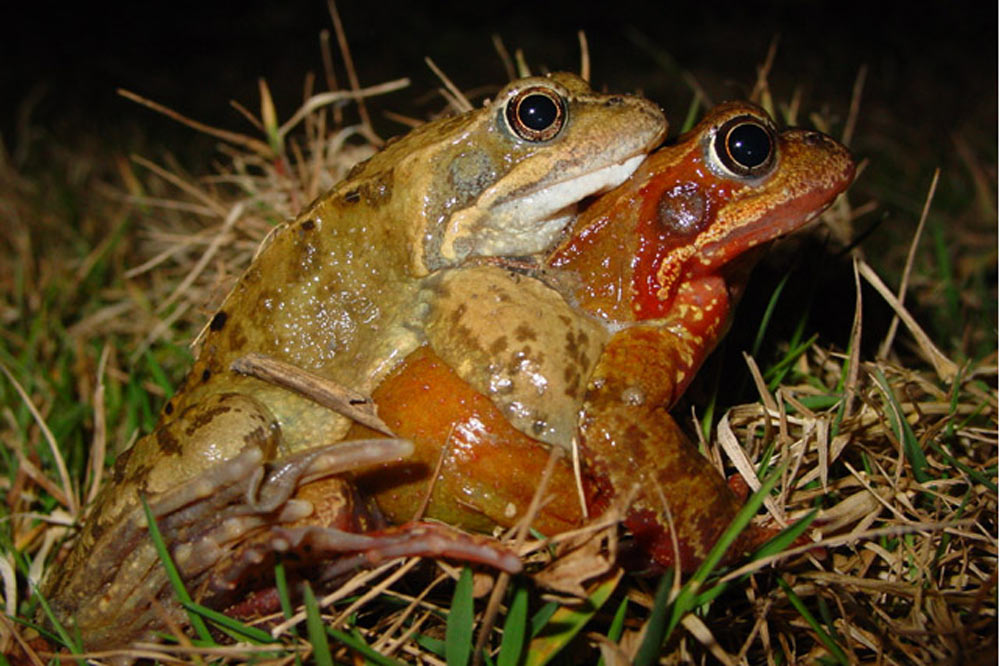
[199,438,521,614]
[273,520,523,579]
[579,329,749,571]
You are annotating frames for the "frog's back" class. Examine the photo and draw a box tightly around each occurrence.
[172,189,423,450]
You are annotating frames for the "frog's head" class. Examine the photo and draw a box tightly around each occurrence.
[551,102,854,320]
[626,102,855,318]
[385,72,666,274]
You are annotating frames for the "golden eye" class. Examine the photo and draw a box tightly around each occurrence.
[712,116,776,178]
[505,86,566,142]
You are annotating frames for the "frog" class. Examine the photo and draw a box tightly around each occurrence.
[42,72,667,649]
[350,102,855,571]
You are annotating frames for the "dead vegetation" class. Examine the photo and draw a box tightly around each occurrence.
[1,17,996,665]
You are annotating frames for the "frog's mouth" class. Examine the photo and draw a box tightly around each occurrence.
[440,153,646,265]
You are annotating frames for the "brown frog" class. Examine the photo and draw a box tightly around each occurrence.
[353,102,855,570]
[42,72,667,649]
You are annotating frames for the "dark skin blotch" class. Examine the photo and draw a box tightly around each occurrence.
[185,404,234,437]
[563,366,581,398]
[454,325,478,351]
[361,170,394,208]
[209,311,228,332]
[156,427,183,456]
[489,336,508,355]
[564,331,579,358]
[513,324,537,342]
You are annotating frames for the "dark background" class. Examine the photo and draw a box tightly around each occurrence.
[6,1,995,166]
[4,1,997,362]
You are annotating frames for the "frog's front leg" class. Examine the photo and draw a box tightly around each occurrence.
[578,325,750,571]
[618,273,736,410]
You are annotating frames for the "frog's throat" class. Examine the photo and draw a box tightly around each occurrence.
[437,153,646,266]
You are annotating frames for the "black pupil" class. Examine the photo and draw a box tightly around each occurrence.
[518,94,559,131]
[726,123,771,168]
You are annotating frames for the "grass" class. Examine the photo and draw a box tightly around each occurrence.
[1,26,996,666]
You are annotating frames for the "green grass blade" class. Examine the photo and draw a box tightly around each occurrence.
[28,585,85,660]
[752,272,790,358]
[766,334,819,390]
[415,633,447,657]
[751,509,818,561]
[176,600,274,643]
[872,368,931,483]
[497,584,529,666]
[605,595,630,646]
[929,219,961,327]
[776,577,849,664]
[664,460,790,640]
[529,600,559,637]
[446,566,475,666]
[680,94,701,133]
[325,627,408,666]
[927,436,997,492]
[273,561,304,666]
[633,569,674,666]
[140,495,212,643]
[303,582,334,666]
[525,573,620,666]
[796,394,842,411]
[142,349,175,397]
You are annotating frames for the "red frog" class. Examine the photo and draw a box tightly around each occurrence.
[353,101,855,570]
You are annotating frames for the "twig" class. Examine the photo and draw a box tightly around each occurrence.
[85,343,111,507]
[319,29,343,126]
[426,57,473,112]
[156,201,243,314]
[492,34,516,82]
[877,169,939,359]
[578,30,590,82]
[326,0,379,144]
[118,89,272,156]
[841,64,868,148]
[1,363,76,516]
[858,260,958,382]
[472,446,565,665]
[230,352,394,436]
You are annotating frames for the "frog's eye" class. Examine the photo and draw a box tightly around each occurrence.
[711,115,776,179]
[505,86,566,142]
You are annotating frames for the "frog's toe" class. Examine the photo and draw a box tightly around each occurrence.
[156,439,416,574]
[273,521,523,576]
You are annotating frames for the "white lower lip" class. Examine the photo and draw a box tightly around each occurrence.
[508,153,645,220]
[440,153,648,262]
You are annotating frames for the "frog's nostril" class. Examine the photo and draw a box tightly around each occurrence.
[803,132,829,146]
[605,96,625,107]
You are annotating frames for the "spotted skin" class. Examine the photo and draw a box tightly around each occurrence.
[422,264,608,447]
[361,102,855,571]
[43,73,667,649]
